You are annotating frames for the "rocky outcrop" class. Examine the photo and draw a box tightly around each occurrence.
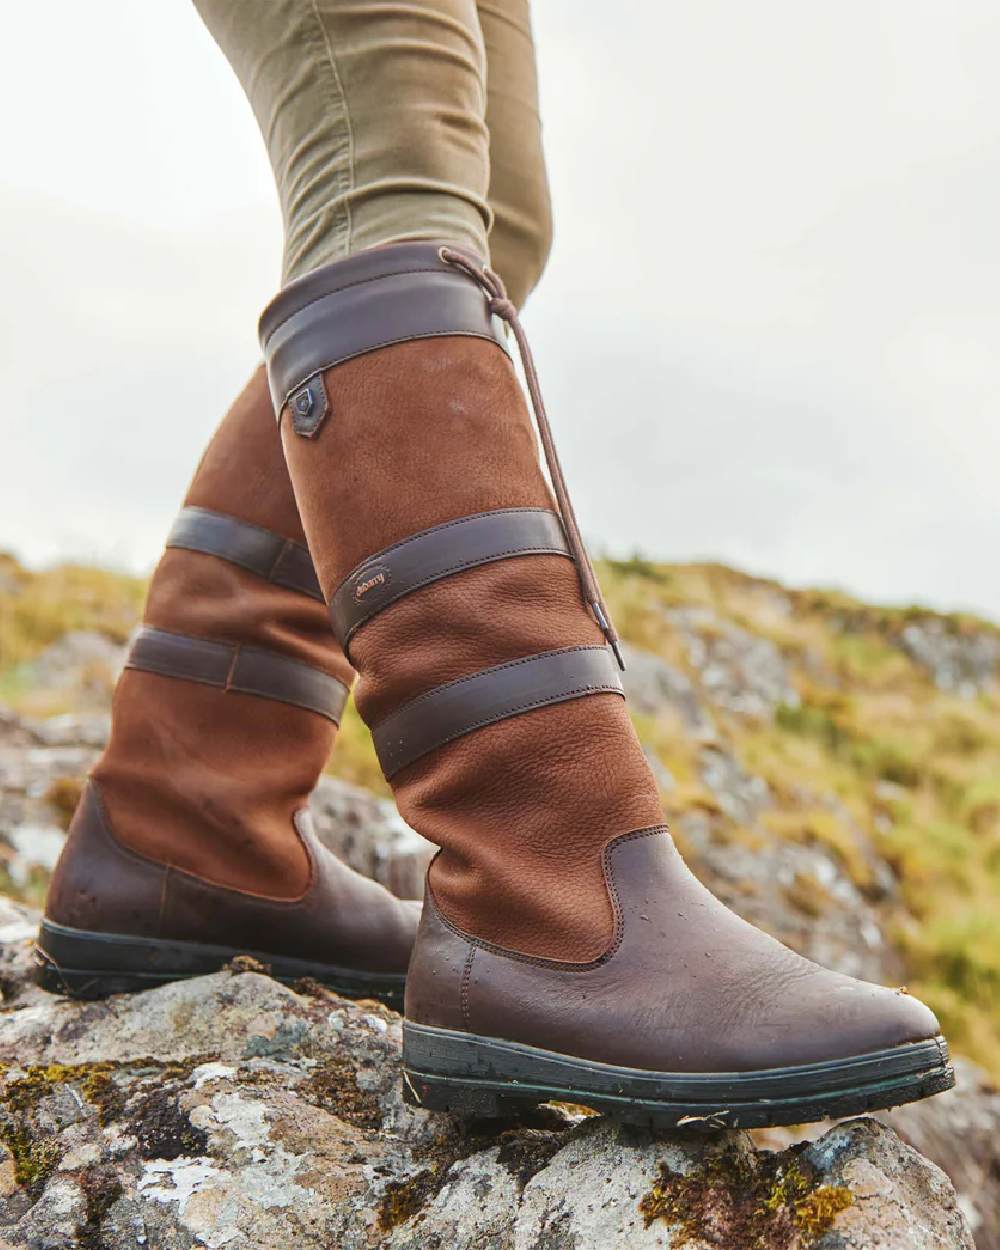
[0,902,975,1250]
[0,711,433,907]
[619,643,717,740]
[309,778,433,902]
[666,607,799,721]
[895,619,999,697]
[17,630,126,712]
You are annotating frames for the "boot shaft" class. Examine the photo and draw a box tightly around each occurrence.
[260,244,662,960]
[54,368,352,906]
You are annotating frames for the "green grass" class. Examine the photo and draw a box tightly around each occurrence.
[0,555,145,672]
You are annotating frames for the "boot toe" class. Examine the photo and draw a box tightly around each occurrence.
[774,972,942,1069]
[852,982,941,1052]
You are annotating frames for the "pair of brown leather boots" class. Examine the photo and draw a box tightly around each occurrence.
[40,244,952,1128]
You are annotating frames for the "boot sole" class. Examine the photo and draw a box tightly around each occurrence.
[402,1022,954,1129]
[35,919,405,1012]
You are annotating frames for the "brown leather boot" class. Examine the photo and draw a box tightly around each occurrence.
[259,243,953,1128]
[38,368,418,1009]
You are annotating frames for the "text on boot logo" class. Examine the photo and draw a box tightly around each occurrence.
[354,567,391,601]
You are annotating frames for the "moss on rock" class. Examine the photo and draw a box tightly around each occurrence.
[639,1140,852,1249]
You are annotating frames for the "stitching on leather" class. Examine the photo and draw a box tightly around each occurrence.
[90,781,318,907]
[157,867,171,939]
[380,645,611,718]
[169,509,318,596]
[385,683,624,777]
[340,547,571,645]
[125,657,228,687]
[428,826,669,972]
[262,266,463,340]
[267,539,292,580]
[131,627,231,663]
[101,808,318,909]
[238,645,350,695]
[230,650,349,721]
[176,506,305,551]
[275,328,505,411]
[380,645,620,770]
[87,781,178,877]
[128,630,348,720]
[82,782,319,912]
[335,509,559,585]
[460,946,475,1030]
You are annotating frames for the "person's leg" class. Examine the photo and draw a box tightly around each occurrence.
[40,369,418,1006]
[40,0,557,1005]
[260,253,947,1134]
[193,0,492,281]
[185,0,944,1129]
[478,0,552,307]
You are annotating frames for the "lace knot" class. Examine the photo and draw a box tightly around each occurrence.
[488,295,517,322]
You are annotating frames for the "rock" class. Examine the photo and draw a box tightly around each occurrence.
[0,706,100,908]
[0,706,435,906]
[897,620,1000,697]
[667,607,799,721]
[755,1060,1000,1250]
[677,809,897,985]
[309,777,434,901]
[0,896,42,1010]
[0,710,40,750]
[882,1059,1000,1250]
[19,631,126,710]
[0,927,974,1250]
[30,713,112,750]
[620,644,716,739]
[698,745,770,823]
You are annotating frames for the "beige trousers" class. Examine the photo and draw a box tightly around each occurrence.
[194,0,551,308]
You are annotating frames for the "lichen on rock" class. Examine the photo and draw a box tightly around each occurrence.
[0,936,976,1250]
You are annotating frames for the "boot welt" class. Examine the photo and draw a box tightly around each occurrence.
[401,1022,955,1130]
[35,919,405,1011]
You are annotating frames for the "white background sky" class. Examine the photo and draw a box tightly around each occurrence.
[1,3,997,618]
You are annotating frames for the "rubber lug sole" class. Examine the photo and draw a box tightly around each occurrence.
[35,919,405,1012]
[402,1022,955,1130]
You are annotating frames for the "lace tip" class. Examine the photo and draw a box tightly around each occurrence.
[591,600,626,671]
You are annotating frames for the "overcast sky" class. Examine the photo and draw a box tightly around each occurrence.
[1,3,998,620]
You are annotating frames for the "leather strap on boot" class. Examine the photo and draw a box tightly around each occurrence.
[167,506,322,601]
[259,242,625,667]
[259,243,509,435]
[372,645,623,778]
[329,508,571,650]
[126,626,349,724]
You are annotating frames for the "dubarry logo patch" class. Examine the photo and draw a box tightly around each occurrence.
[354,566,391,602]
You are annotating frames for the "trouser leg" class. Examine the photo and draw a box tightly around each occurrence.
[478,0,552,307]
[193,0,492,280]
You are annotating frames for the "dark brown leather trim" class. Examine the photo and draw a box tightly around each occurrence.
[329,509,571,648]
[166,507,322,601]
[373,646,624,779]
[43,782,418,980]
[258,243,509,419]
[126,627,349,723]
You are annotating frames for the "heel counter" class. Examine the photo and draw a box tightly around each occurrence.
[403,880,471,1030]
[45,781,166,937]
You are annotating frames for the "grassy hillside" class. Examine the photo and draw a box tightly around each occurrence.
[2,550,998,1077]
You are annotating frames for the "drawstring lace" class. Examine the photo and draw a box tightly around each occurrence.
[439,246,626,671]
